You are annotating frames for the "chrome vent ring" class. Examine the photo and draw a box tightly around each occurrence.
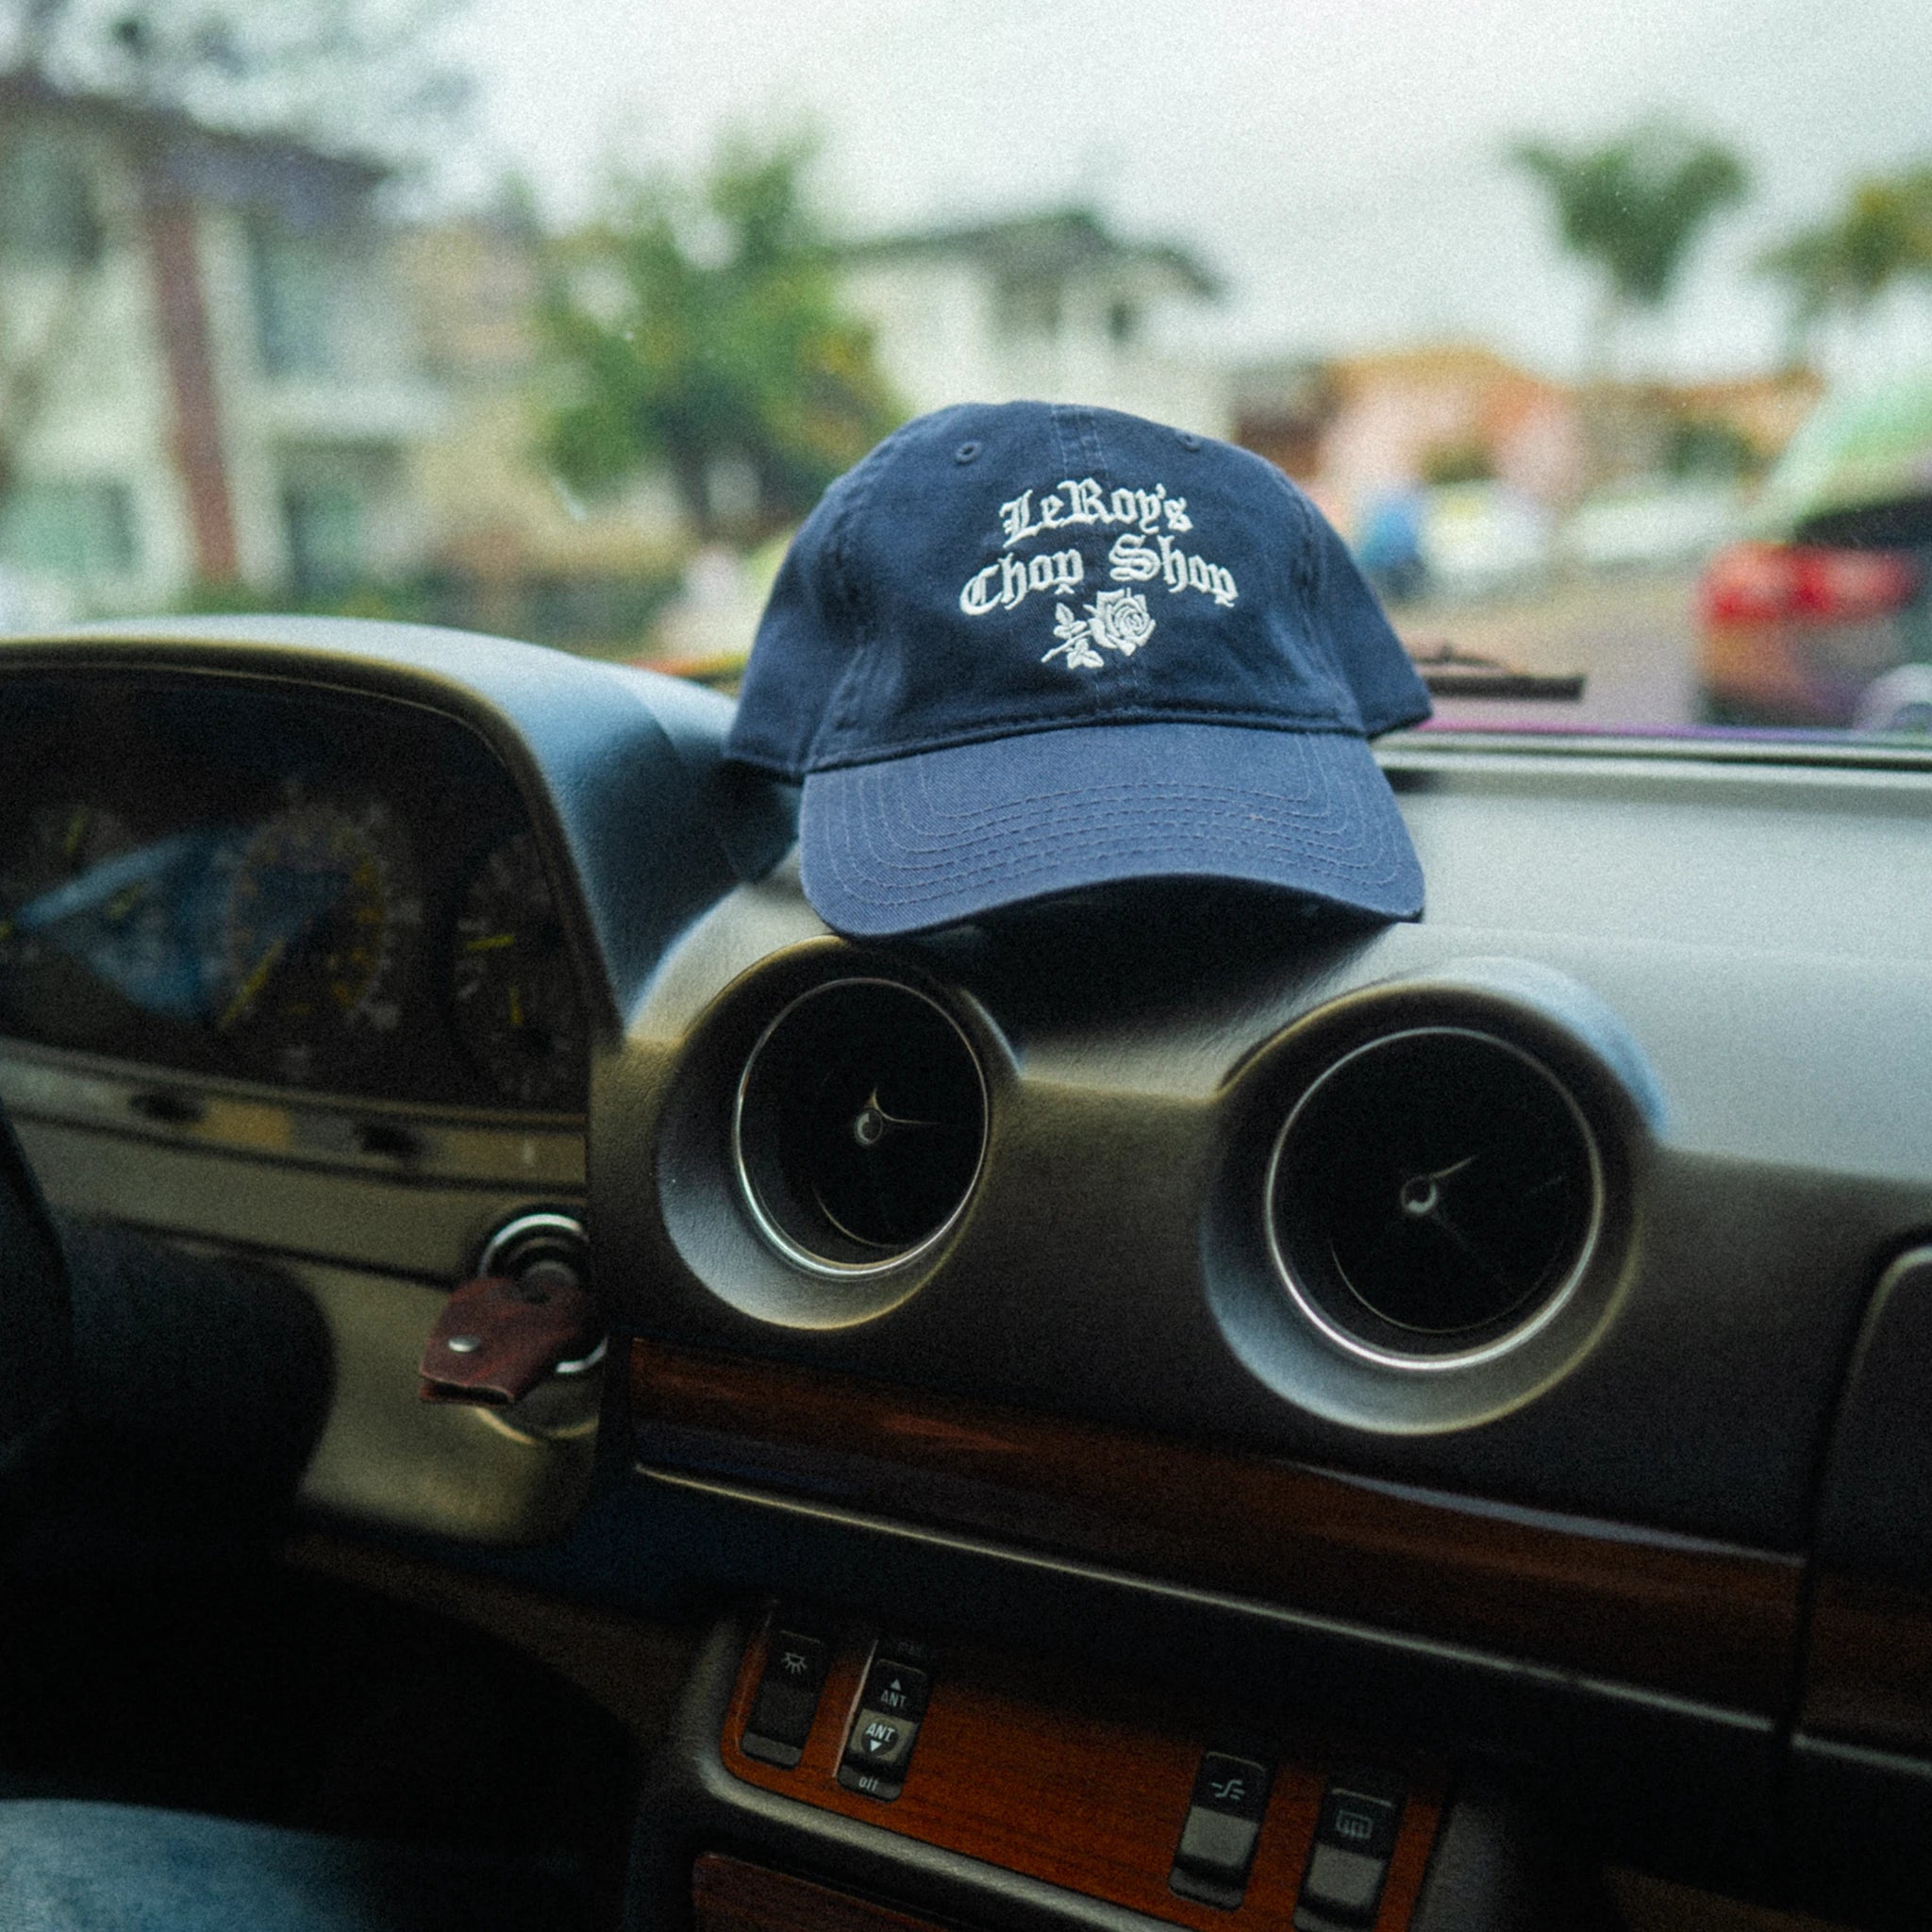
[1265,1026,1602,1372]
[732,978,988,1276]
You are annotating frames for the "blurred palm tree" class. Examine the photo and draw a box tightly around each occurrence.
[1511,120,1750,377]
[540,133,905,543]
[1758,166,1932,362]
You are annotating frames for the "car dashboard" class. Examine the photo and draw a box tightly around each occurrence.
[2,617,1930,1932]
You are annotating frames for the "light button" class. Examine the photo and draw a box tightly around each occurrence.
[740,1627,829,1769]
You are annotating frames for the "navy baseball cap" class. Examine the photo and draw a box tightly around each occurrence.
[727,401,1431,939]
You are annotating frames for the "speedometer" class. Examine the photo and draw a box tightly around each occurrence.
[0,802,141,1043]
[450,830,588,1109]
[216,799,422,1085]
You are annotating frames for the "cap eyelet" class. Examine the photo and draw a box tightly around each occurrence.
[1175,430,1202,451]
[954,441,981,464]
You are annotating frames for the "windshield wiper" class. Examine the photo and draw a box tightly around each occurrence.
[1407,641,1587,702]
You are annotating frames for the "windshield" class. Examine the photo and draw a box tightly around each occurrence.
[2,0,1930,739]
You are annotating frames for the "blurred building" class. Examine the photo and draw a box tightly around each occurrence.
[0,72,442,622]
[1235,343,1822,533]
[838,208,1228,439]
[1233,343,1590,530]
[397,203,1231,661]
[395,212,688,620]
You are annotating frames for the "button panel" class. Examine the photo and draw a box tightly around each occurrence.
[724,1616,1443,1930]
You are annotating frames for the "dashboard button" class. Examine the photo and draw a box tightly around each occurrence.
[858,1658,930,1724]
[1317,1787,1400,1860]
[1192,1750,1270,1821]
[741,1629,829,1769]
[1171,1751,1271,1907]
[1296,1842,1389,1926]
[1296,1776,1403,1928]
[843,1708,918,1776]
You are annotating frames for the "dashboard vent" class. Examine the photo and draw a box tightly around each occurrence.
[733,979,987,1275]
[1266,1027,1599,1366]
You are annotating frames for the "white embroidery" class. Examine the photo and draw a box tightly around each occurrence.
[999,478,1193,548]
[960,472,1230,639]
[1041,591,1156,672]
[1044,605,1105,670]
[1108,531,1238,607]
[959,547,1085,616]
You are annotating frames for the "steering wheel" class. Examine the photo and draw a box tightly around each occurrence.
[0,1107,71,1485]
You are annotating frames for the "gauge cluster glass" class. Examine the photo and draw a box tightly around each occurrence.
[451,830,590,1109]
[0,675,589,1112]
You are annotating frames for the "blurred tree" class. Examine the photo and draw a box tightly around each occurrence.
[539,133,905,542]
[1758,166,1932,359]
[1420,440,1495,487]
[1510,121,1749,376]
[0,0,471,152]
[1663,415,1758,481]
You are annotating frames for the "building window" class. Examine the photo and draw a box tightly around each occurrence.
[248,219,337,377]
[993,276,1064,343]
[282,478,368,598]
[247,216,384,380]
[0,479,139,580]
[0,131,103,265]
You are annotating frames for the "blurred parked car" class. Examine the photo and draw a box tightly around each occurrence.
[1561,479,1740,573]
[1697,371,1932,727]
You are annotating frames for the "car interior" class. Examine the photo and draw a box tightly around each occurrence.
[0,608,1925,1930]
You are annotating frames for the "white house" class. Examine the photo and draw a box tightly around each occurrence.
[0,74,443,625]
[837,208,1230,440]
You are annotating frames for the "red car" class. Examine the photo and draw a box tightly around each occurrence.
[1698,375,1932,728]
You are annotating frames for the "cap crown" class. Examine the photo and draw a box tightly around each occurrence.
[729,401,1428,777]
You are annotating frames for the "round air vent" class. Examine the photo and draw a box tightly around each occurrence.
[1266,1026,1600,1368]
[733,979,987,1275]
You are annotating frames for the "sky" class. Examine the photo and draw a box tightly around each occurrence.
[441,0,1932,383]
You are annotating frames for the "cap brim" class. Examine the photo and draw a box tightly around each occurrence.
[799,722,1424,940]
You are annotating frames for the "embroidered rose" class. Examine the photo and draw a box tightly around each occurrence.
[1041,591,1157,672]
[1043,603,1105,670]
[1088,590,1156,656]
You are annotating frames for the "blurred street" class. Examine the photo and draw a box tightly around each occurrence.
[1397,566,1702,733]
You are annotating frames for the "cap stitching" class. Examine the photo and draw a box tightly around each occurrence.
[844,803,1401,874]
[1273,469,1359,722]
[1066,404,1136,716]
[815,436,897,759]
[820,794,1409,901]
[1047,405,1107,728]
[805,704,1364,772]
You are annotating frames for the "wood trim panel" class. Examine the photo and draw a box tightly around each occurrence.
[632,1342,1803,1712]
[719,1620,1441,1932]
[1802,1573,1932,1757]
[693,1854,952,1932]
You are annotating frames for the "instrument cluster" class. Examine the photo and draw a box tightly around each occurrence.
[0,675,590,1112]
